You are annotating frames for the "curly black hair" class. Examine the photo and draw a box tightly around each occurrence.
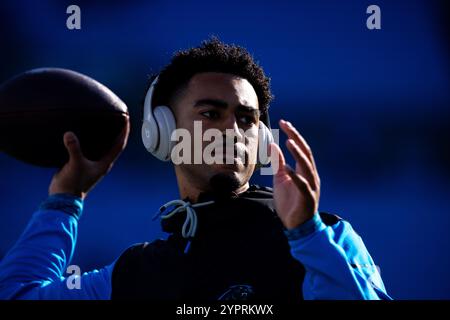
[148,37,273,116]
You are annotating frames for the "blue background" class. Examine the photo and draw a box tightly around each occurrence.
[0,0,449,299]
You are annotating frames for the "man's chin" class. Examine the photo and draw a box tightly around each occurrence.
[208,171,242,196]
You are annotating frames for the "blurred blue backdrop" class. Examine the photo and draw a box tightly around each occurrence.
[0,0,449,299]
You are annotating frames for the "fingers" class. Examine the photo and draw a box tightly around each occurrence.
[284,164,314,198]
[63,131,84,164]
[286,138,318,190]
[279,119,317,172]
[280,119,320,187]
[100,117,130,169]
[269,142,286,177]
[270,142,315,198]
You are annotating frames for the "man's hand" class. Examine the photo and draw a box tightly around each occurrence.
[49,120,130,199]
[270,119,320,230]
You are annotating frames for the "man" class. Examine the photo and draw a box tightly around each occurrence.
[0,39,391,300]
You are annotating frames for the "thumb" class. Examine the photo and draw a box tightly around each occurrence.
[63,131,84,164]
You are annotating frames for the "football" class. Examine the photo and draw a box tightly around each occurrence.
[0,68,129,168]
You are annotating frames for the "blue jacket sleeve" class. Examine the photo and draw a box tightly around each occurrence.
[285,213,392,300]
[0,194,113,300]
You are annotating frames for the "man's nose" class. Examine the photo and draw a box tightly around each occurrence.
[221,116,244,143]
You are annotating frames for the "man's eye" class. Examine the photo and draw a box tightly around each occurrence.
[238,115,257,125]
[201,110,220,119]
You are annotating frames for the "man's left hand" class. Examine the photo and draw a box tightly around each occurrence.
[270,119,321,230]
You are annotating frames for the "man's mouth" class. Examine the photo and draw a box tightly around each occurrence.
[210,143,248,165]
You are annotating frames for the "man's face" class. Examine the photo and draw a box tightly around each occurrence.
[171,72,260,193]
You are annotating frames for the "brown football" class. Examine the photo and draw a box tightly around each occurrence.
[0,68,129,167]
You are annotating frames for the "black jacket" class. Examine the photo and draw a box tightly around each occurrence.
[111,185,339,301]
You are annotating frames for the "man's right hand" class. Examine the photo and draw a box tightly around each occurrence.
[49,120,130,199]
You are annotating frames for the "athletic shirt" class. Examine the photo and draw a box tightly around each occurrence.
[111,185,307,301]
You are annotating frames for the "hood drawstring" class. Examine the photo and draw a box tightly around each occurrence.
[152,199,215,239]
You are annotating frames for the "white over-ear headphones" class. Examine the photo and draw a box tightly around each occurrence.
[142,76,274,165]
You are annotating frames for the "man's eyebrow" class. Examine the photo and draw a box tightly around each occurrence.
[194,99,228,109]
[194,99,259,114]
[236,105,260,116]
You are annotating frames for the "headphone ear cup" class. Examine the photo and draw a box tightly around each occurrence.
[152,106,176,161]
[257,122,274,166]
[141,77,160,153]
[141,119,158,152]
